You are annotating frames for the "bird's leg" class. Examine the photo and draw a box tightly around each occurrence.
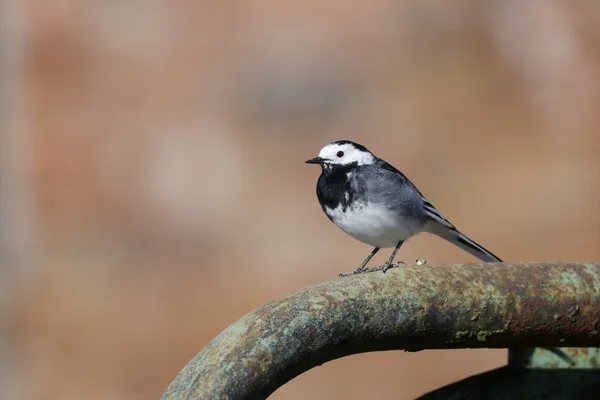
[339,247,379,277]
[381,241,404,273]
[354,247,380,273]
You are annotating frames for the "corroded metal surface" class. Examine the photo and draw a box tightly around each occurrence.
[161,262,600,400]
[512,347,600,369]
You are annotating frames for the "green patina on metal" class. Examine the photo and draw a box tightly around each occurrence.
[161,262,600,400]
[454,329,506,342]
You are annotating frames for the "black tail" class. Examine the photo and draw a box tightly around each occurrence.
[422,199,502,262]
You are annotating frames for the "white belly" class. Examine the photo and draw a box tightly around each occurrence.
[325,202,420,248]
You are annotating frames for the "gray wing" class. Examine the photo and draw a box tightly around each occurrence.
[357,162,457,227]
[354,164,426,219]
[357,162,502,262]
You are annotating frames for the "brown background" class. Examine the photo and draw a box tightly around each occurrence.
[1,1,600,399]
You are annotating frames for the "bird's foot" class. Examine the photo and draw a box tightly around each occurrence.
[359,260,406,274]
[382,260,406,273]
[339,266,366,277]
[339,260,407,277]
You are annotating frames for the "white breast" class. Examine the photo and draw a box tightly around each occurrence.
[324,201,421,248]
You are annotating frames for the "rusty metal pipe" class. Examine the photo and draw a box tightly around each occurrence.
[161,262,600,399]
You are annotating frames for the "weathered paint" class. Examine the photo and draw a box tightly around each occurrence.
[161,262,600,400]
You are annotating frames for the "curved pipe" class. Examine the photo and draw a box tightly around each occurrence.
[161,262,600,399]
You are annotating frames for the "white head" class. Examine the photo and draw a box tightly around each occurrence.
[306,140,376,168]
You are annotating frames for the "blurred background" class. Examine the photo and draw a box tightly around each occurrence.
[1,1,600,399]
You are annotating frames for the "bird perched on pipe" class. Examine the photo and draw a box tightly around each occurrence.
[306,140,502,276]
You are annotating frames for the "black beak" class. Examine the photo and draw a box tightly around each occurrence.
[305,157,326,165]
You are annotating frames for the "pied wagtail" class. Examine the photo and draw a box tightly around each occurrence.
[306,140,501,276]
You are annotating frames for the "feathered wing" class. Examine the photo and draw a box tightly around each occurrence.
[422,199,502,262]
[361,160,502,262]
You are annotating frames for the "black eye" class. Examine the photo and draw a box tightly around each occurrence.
[336,151,344,158]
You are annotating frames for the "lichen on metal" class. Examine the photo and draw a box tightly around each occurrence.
[161,262,600,400]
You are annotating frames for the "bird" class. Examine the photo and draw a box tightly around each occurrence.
[305,140,502,276]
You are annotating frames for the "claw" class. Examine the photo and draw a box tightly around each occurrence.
[382,260,407,273]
